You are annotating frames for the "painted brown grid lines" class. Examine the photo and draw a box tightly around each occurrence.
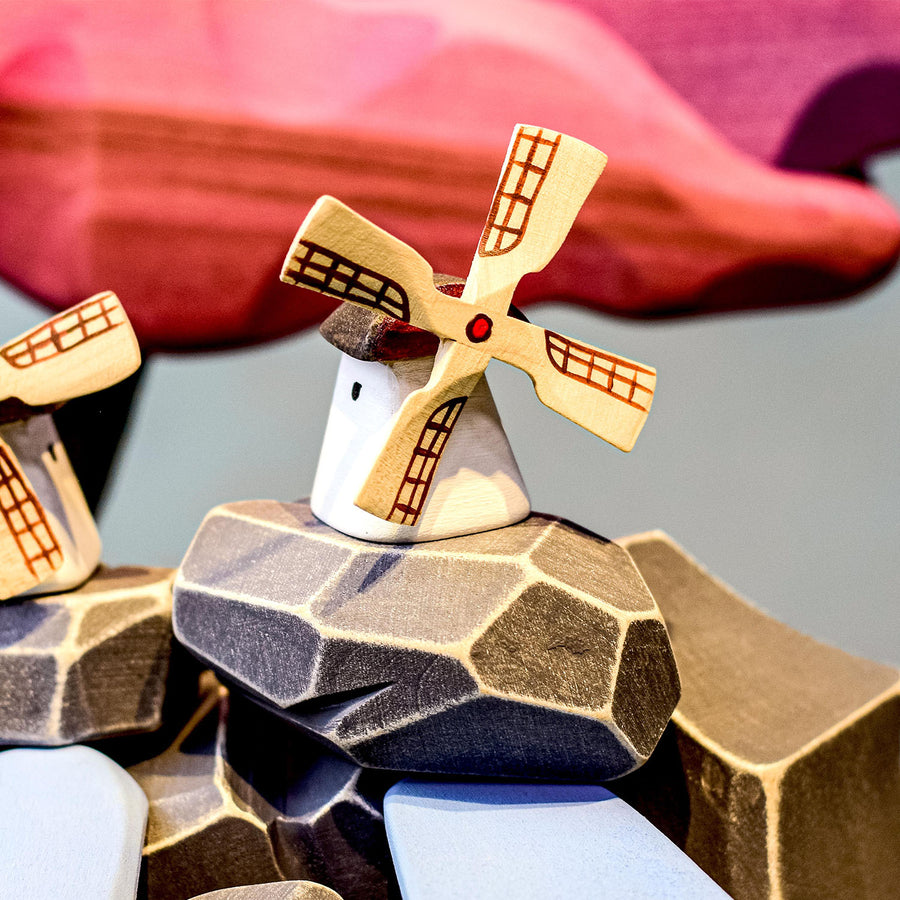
[0,444,62,577]
[479,126,561,257]
[284,240,410,322]
[388,397,469,525]
[1,294,121,369]
[545,332,654,411]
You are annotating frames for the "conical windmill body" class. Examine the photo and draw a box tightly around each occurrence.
[282,125,656,539]
[0,293,141,599]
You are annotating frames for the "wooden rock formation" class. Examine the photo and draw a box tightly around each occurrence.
[613,531,900,900]
[173,500,679,781]
[130,676,397,900]
[0,565,174,745]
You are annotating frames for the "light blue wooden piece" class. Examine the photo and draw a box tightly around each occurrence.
[384,780,730,899]
[0,745,148,899]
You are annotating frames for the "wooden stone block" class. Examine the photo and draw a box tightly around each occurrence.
[190,883,343,900]
[0,565,174,745]
[130,677,396,900]
[613,531,900,900]
[174,500,679,781]
[384,779,728,898]
[0,744,147,899]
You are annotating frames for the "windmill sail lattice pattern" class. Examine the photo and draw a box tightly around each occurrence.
[545,332,654,411]
[0,294,123,369]
[283,240,411,322]
[389,396,469,524]
[479,127,561,257]
[0,446,62,577]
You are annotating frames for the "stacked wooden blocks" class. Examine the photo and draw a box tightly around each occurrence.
[0,124,897,899]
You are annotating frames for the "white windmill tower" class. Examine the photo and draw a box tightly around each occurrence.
[0,293,141,599]
[281,125,656,542]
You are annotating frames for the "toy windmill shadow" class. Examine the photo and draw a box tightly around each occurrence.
[0,293,140,599]
[281,125,656,532]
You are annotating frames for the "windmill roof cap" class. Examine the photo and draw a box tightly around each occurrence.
[320,274,462,362]
[319,274,530,362]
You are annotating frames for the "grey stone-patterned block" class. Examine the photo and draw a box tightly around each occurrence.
[0,565,174,744]
[174,500,679,780]
[129,677,396,900]
[190,884,343,900]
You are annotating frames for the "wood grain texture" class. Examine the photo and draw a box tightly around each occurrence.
[2,4,899,347]
[0,745,147,899]
[281,126,654,524]
[0,292,140,407]
[311,353,529,542]
[0,565,174,745]
[0,415,100,600]
[384,780,728,899]
[130,678,396,900]
[613,531,900,900]
[173,500,679,780]
[190,883,343,900]
[0,431,63,598]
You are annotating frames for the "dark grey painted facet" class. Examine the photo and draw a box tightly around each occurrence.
[612,618,681,759]
[173,589,321,704]
[355,694,637,780]
[470,582,621,710]
[0,656,57,741]
[299,638,479,742]
[60,615,172,740]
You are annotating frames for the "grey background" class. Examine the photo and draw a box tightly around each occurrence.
[2,156,897,666]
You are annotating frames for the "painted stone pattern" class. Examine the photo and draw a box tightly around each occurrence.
[613,532,900,900]
[173,500,680,781]
[0,565,174,744]
[130,677,396,900]
[189,883,343,900]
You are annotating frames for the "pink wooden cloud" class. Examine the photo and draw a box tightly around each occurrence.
[0,0,897,350]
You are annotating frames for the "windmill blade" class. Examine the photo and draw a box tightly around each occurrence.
[0,292,140,407]
[354,342,492,524]
[493,319,656,451]
[281,196,441,330]
[461,124,607,316]
[0,435,63,599]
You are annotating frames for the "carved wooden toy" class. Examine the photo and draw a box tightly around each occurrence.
[0,292,141,599]
[281,124,655,533]
[173,500,679,782]
[613,532,900,900]
[130,675,396,900]
[384,780,728,898]
[190,884,343,900]
[0,745,147,899]
[311,296,530,542]
[0,565,175,746]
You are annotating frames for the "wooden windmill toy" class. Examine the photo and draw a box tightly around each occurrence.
[0,292,140,599]
[281,125,655,539]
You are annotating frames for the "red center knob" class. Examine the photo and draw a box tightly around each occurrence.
[466,314,493,343]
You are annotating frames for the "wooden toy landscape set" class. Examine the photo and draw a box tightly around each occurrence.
[0,126,897,900]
